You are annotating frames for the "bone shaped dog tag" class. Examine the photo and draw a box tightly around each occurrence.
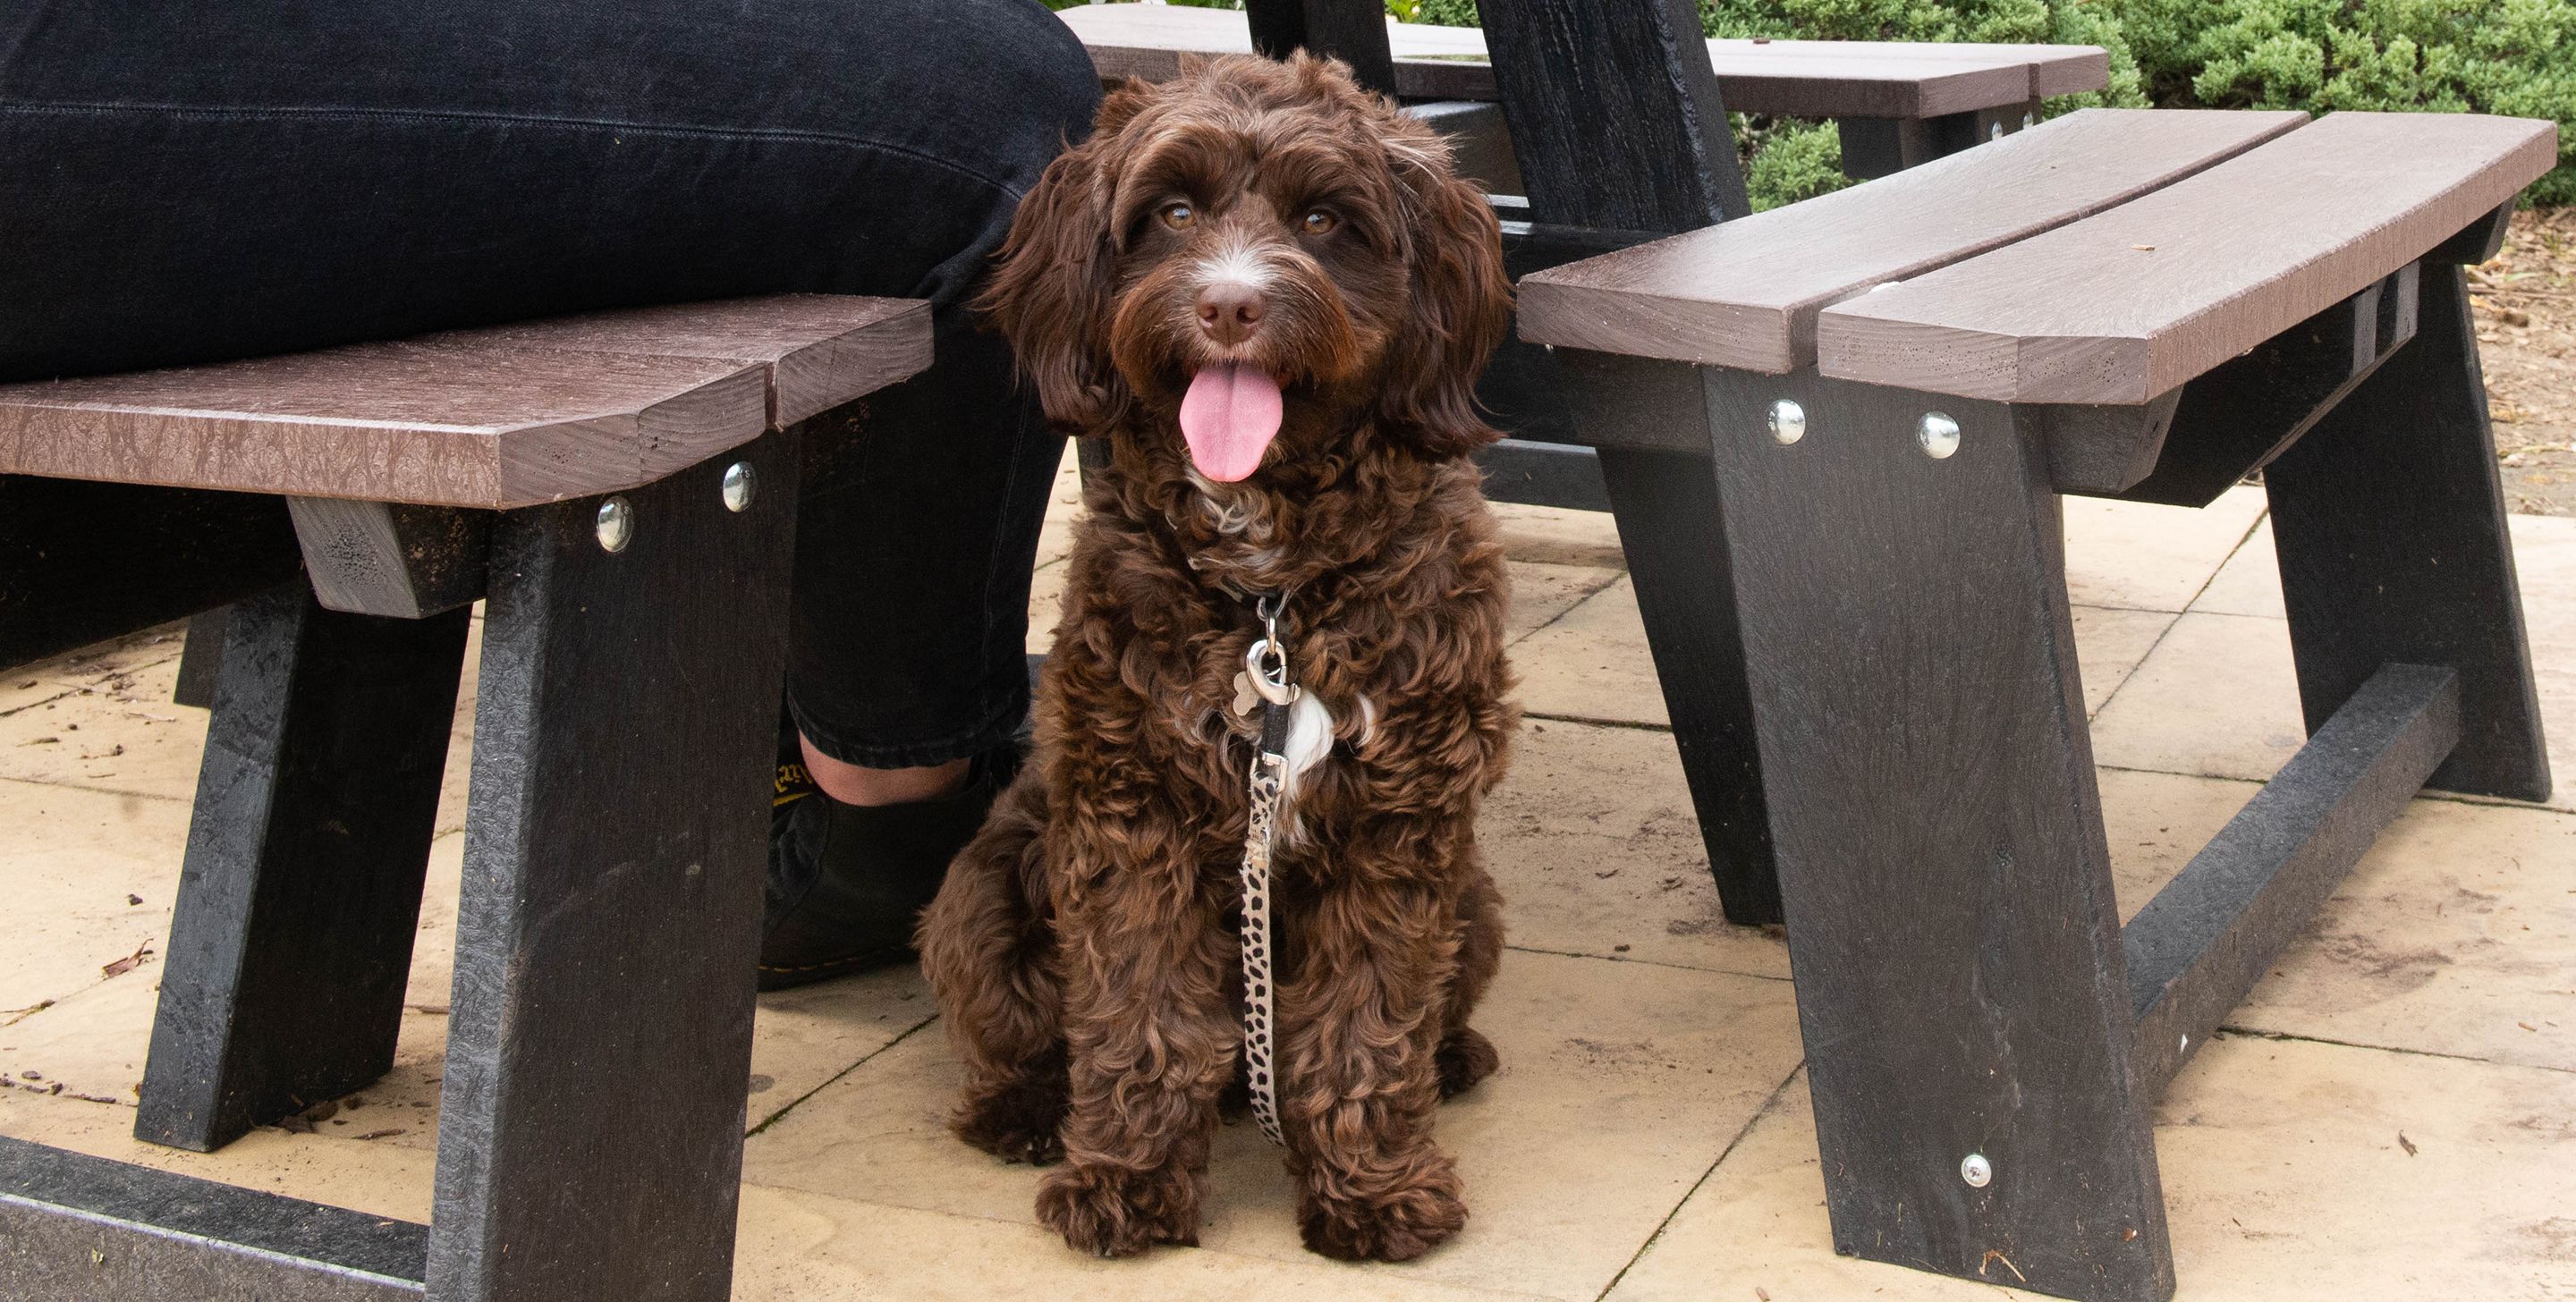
[1231,671,1260,719]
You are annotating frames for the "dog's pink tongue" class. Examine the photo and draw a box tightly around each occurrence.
[1178,363,1283,483]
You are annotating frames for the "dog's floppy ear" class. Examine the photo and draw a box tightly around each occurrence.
[1374,131,1513,460]
[979,80,1154,435]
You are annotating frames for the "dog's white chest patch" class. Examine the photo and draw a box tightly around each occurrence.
[1279,690,1334,786]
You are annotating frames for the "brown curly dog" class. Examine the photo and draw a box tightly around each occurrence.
[916,52,1517,1264]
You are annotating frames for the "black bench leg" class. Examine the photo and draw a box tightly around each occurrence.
[138,584,470,1152]
[2266,262,2552,802]
[426,435,797,1302]
[1692,370,2173,1302]
[171,606,232,709]
[1596,446,1784,926]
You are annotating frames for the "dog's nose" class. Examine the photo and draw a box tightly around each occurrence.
[1196,283,1266,346]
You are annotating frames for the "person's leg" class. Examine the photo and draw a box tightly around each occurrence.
[2,0,1099,981]
[806,744,970,807]
[760,313,1071,989]
[1,0,1097,380]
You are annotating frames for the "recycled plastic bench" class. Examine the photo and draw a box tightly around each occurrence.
[0,294,931,1300]
[1515,106,2557,1302]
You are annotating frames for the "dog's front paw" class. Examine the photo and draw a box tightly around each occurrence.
[1298,1156,1467,1263]
[1037,1160,1202,1257]
[1435,1026,1498,1099]
[953,1076,1069,1165]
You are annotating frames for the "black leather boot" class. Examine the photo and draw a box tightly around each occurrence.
[758,745,1018,992]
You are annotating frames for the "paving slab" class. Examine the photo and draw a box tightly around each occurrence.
[1511,577,1666,727]
[2134,512,2575,814]
[0,1086,436,1223]
[2100,768,2576,1073]
[2189,516,2284,619]
[2155,1035,2576,1300]
[1516,578,2184,729]
[1486,502,1628,571]
[2089,609,2309,784]
[1036,442,1086,571]
[0,626,185,717]
[731,1183,1554,1302]
[0,1086,1544,1302]
[1480,719,1789,978]
[2072,604,2180,717]
[1026,560,1070,655]
[0,651,204,801]
[0,779,187,1017]
[2060,486,2268,613]
[2509,513,2576,810]
[2240,792,2576,1072]
[1,619,480,833]
[342,960,939,1158]
[1607,1036,2576,1302]
[743,949,1804,1302]
[1503,561,1626,641]
[0,958,163,1106]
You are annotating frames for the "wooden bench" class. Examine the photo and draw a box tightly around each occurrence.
[0,295,930,1301]
[1515,106,2556,1302]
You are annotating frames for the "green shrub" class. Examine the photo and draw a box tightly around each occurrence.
[1405,0,2573,207]
[2122,0,2576,205]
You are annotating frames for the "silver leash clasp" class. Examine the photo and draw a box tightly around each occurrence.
[1244,594,1299,706]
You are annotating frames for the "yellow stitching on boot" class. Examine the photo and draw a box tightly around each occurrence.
[774,762,813,807]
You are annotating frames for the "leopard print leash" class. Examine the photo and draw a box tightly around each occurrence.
[1231,595,1298,1146]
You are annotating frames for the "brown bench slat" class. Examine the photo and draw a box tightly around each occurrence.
[1053,4,2104,120]
[1699,45,2029,121]
[1809,39,2111,99]
[1815,112,2558,404]
[0,294,929,509]
[425,294,928,430]
[1516,108,2305,373]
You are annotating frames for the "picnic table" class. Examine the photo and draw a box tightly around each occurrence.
[1055,1,2109,182]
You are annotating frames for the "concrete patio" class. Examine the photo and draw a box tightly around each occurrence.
[3,447,2571,1300]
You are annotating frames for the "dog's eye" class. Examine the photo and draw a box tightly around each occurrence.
[1159,202,1196,231]
[1301,209,1339,235]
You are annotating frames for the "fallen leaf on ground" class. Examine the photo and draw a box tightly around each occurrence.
[100,942,154,977]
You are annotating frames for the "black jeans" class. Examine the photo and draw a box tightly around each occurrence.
[0,0,1098,767]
